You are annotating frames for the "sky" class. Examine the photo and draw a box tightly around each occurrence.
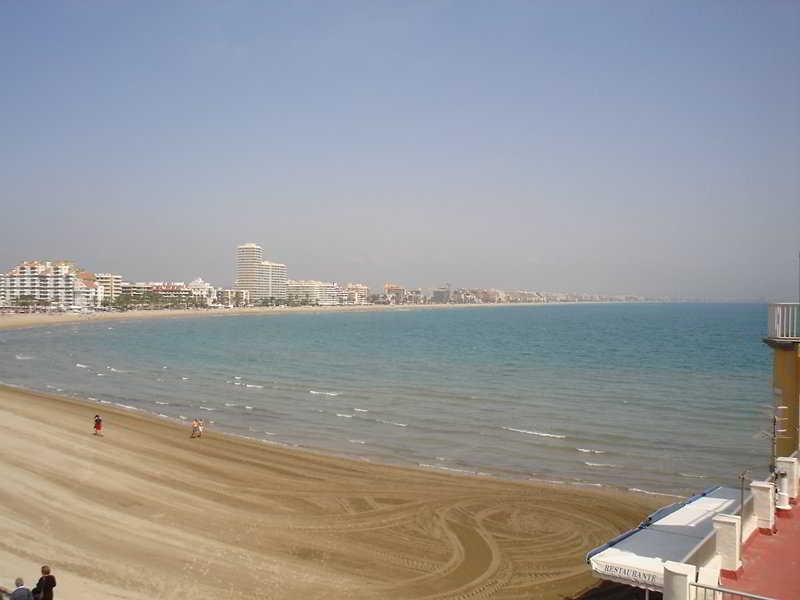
[1,1,798,300]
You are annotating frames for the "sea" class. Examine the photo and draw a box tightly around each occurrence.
[0,303,774,497]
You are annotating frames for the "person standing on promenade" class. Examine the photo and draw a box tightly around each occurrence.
[93,415,103,436]
[6,578,33,600]
[32,565,56,600]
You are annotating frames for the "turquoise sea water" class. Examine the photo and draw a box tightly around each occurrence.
[0,303,774,496]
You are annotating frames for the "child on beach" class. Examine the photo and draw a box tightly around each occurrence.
[198,419,205,438]
[93,415,103,436]
[190,419,200,438]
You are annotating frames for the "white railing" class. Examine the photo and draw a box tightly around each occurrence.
[691,582,777,600]
[767,303,799,340]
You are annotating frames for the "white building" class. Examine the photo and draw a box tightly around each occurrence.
[259,261,288,302]
[0,261,103,309]
[235,243,288,303]
[95,273,123,302]
[345,283,370,305]
[188,277,217,306]
[287,280,343,306]
[235,243,265,301]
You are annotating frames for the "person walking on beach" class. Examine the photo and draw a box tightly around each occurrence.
[6,578,33,600]
[32,565,56,600]
[93,415,103,436]
[198,419,205,438]
[190,419,200,438]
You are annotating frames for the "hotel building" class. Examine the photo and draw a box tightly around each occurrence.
[235,243,288,303]
[96,273,123,302]
[287,280,343,306]
[0,260,103,308]
[345,283,370,305]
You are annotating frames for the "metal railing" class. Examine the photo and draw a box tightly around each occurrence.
[767,303,799,340]
[691,582,777,600]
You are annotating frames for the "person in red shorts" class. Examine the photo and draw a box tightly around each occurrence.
[93,415,103,436]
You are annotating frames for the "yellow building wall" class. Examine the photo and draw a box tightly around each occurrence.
[772,344,800,457]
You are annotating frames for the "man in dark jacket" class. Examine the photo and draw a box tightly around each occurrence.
[31,566,55,600]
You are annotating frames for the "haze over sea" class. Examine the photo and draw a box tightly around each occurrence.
[1,303,772,496]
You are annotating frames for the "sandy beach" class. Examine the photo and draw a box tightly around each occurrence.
[0,384,662,599]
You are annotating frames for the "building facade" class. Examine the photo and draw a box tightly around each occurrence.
[0,261,103,308]
[345,283,370,305]
[235,243,266,301]
[96,273,123,302]
[235,243,288,303]
[259,261,288,302]
[287,280,343,306]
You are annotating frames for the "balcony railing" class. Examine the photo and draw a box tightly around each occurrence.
[691,582,776,600]
[767,303,799,341]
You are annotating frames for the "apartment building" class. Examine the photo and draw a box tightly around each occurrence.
[235,243,288,303]
[287,280,343,306]
[96,273,123,302]
[345,283,370,305]
[0,260,103,308]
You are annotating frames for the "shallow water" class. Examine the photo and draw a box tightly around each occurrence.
[0,303,773,495]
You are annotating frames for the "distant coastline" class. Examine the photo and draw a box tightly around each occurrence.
[0,300,657,332]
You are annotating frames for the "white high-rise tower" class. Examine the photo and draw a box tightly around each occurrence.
[235,243,265,301]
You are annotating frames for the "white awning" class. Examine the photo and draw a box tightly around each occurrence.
[588,486,744,591]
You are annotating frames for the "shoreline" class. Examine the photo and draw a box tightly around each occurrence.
[0,383,663,599]
[0,300,656,332]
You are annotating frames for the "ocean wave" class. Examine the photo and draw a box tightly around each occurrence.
[99,400,112,404]
[628,487,684,498]
[234,376,241,380]
[584,462,617,468]
[96,373,105,377]
[377,419,407,427]
[199,406,214,411]
[107,366,126,373]
[577,448,606,454]
[353,408,369,412]
[309,390,339,397]
[246,384,263,389]
[158,413,170,419]
[178,415,187,420]
[263,431,276,436]
[419,463,477,475]
[87,397,97,402]
[114,403,137,411]
[15,354,34,360]
[337,413,353,418]
[155,401,169,405]
[349,439,367,445]
[224,402,238,407]
[181,377,190,381]
[679,472,707,479]
[502,426,565,439]
[75,363,89,369]
[244,406,253,410]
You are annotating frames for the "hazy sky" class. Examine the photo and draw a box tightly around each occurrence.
[1,2,798,299]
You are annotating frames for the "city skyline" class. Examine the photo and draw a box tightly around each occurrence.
[1,2,798,300]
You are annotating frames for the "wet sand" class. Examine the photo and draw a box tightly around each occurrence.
[0,384,662,599]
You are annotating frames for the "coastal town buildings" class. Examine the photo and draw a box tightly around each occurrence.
[95,273,123,302]
[0,260,103,309]
[383,283,406,304]
[431,287,451,304]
